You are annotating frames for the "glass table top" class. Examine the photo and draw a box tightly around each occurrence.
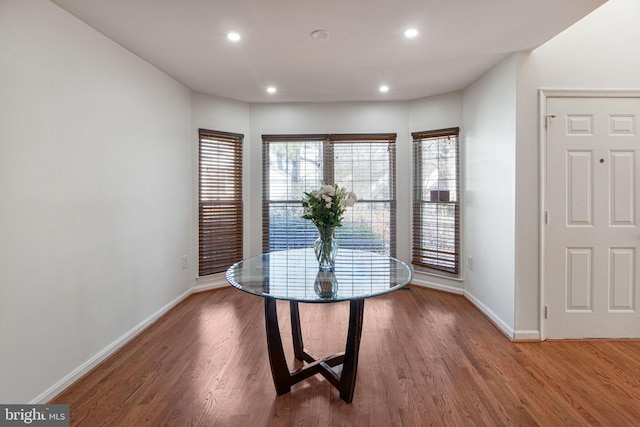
[226,248,413,303]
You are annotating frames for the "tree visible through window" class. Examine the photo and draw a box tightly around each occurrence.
[262,134,397,256]
[198,129,243,276]
[412,128,460,274]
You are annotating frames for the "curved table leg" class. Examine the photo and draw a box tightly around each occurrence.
[339,299,365,403]
[290,301,305,361]
[264,297,290,395]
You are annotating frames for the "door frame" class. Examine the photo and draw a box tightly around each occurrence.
[539,89,640,340]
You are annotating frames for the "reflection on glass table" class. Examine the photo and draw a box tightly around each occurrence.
[226,248,412,302]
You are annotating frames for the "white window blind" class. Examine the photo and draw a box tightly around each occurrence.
[412,128,460,274]
[199,129,243,276]
[262,133,397,256]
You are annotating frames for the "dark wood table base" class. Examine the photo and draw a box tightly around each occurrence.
[264,298,365,403]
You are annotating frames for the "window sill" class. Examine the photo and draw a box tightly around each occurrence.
[194,272,229,292]
[412,266,463,282]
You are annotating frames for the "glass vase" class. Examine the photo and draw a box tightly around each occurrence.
[314,271,338,298]
[314,226,337,272]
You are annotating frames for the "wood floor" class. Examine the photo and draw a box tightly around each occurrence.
[52,286,640,426]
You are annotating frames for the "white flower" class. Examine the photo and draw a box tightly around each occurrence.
[320,184,335,195]
[301,183,357,228]
[345,191,357,207]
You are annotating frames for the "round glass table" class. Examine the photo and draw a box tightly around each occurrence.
[226,248,413,403]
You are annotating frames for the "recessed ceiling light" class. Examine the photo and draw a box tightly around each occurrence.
[379,85,389,93]
[404,28,418,39]
[227,32,241,42]
[311,30,330,39]
[267,86,277,94]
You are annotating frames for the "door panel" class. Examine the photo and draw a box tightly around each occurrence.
[610,151,635,225]
[567,151,593,225]
[610,247,635,311]
[566,247,593,311]
[545,97,640,338]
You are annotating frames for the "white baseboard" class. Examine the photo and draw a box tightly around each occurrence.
[463,290,515,340]
[513,330,541,341]
[412,281,541,341]
[410,277,465,295]
[192,282,230,293]
[192,273,230,293]
[32,288,192,404]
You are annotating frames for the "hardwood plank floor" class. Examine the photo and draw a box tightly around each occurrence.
[51,286,640,426]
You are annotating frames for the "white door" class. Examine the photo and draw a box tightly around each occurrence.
[545,96,640,339]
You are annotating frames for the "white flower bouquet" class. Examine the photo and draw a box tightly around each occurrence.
[302,183,357,229]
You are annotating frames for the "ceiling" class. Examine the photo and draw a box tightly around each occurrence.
[50,0,605,103]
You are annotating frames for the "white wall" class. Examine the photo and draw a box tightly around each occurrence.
[463,56,517,336]
[409,92,463,131]
[512,51,541,339]
[533,0,640,88]
[0,0,192,403]
[191,93,251,139]
[513,0,640,336]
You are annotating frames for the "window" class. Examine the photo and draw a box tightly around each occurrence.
[198,129,243,276]
[263,133,396,256]
[412,128,460,274]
